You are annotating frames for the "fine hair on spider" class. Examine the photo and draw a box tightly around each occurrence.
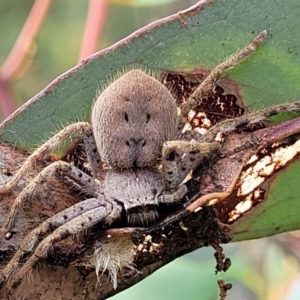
[2,29,300,293]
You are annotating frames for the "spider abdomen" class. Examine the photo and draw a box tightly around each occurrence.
[92,69,178,168]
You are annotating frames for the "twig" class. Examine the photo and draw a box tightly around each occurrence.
[0,81,14,119]
[78,0,109,62]
[0,0,53,82]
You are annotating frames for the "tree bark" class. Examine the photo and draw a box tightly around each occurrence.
[1,116,300,299]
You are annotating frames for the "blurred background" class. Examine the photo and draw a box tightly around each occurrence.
[1,1,300,299]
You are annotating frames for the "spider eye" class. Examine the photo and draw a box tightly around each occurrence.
[146,114,150,123]
[124,112,129,122]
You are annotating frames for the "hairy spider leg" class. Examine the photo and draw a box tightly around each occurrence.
[203,101,300,142]
[0,160,103,236]
[6,204,117,291]
[180,30,267,118]
[162,140,220,192]
[0,122,91,194]
[0,197,104,289]
[0,122,106,235]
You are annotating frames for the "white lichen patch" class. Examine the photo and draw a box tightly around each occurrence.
[90,235,135,289]
[238,139,300,196]
[144,234,152,243]
[135,234,163,255]
[182,109,211,135]
[228,195,253,222]
[215,132,225,142]
[202,115,212,129]
[228,188,264,222]
[228,139,300,222]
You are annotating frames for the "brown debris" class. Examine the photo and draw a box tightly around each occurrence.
[218,279,232,300]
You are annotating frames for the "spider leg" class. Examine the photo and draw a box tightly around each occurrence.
[202,100,300,142]
[180,30,267,118]
[0,197,105,289]
[0,160,103,236]
[177,105,300,215]
[162,140,220,192]
[83,125,104,180]
[104,201,123,225]
[158,184,188,204]
[6,202,119,291]
[0,122,91,194]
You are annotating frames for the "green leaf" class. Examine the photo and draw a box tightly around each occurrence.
[1,0,300,241]
[232,161,300,242]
